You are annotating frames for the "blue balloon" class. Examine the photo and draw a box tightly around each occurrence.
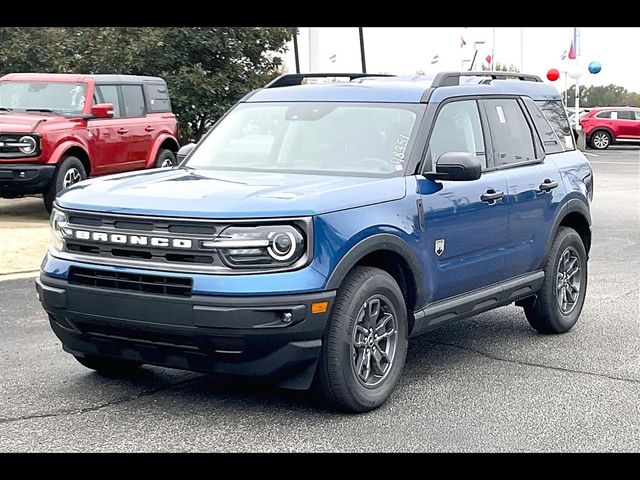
[588,61,602,74]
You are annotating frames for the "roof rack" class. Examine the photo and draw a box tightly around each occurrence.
[431,71,543,88]
[265,73,395,89]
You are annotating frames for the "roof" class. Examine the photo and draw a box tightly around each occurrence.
[247,73,561,104]
[0,73,166,84]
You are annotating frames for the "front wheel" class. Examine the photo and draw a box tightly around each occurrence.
[43,156,87,213]
[524,227,588,334]
[313,266,408,412]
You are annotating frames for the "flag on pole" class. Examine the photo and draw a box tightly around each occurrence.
[329,53,337,63]
[485,54,492,65]
[568,41,576,60]
[561,50,567,60]
[431,55,439,64]
[460,36,467,48]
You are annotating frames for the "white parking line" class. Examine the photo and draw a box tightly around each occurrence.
[589,161,639,165]
[583,152,599,157]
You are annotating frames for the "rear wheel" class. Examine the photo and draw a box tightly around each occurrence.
[43,156,87,213]
[74,354,143,376]
[524,227,588,334]
[590,130,611,150]
[154,148,177,168]
[313,266,408,412]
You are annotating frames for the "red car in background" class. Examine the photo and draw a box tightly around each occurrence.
[580,106,640,150]
[0,73,180,211]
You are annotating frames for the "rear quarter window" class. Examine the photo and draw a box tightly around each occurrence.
[535,100,575,151]
[523,97,564,154]
[145,83,171,113]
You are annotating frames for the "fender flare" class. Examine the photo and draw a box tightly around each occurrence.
[588,126,615,142]
[48,140,90,166]
[542,198,592,266]
[325,233,425,306]
[145,134,180,168]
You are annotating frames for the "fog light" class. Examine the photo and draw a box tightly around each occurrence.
[282,312,293,323]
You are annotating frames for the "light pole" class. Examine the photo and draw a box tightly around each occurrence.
[469,40,485,70]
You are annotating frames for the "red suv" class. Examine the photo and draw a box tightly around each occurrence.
[0,73,180,211]
[580,106,640,150]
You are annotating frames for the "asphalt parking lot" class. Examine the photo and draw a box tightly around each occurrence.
[0,147,638,452]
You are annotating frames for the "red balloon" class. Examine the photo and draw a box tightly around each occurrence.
[547,68,560,81]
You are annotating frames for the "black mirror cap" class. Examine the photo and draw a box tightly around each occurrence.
[176,143,197,163]
[432,152,482,181]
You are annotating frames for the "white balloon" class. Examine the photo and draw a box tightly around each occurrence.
[568,63,583,79]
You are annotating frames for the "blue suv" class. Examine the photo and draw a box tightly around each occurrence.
[37,72,593,412]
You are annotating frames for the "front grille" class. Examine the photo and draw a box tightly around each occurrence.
[63,211,223,269]
[68,266,192,297]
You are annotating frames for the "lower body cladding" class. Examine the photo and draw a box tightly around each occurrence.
[37,274,336,390]
[0,163,55,197]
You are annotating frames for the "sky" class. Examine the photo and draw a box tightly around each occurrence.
[281,27,640,93]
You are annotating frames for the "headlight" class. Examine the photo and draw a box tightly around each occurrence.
[50,208,69,251]
[204,225,306,269]
[18,136,37,155]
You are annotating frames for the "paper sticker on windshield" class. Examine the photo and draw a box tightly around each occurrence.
[565,135,573,148]
[496,106,506,124]
[393,135,409,170]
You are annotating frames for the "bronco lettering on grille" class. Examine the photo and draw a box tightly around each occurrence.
[72,229,192,249]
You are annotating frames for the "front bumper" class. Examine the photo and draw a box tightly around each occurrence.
[0,163,55,197]
[38,273,335,390]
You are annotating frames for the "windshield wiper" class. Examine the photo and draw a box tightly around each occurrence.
[0,106,12,112]
[25,108,59,114]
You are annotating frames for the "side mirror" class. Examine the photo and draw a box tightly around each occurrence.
[427,152,482,181]
[91,103,114,119]
[177,143,197,163]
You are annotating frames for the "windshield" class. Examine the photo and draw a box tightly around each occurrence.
[0,81,87,114]
[186,102,423,177]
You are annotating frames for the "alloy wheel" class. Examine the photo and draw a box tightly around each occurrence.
[62,167,82,188]
[556,246,582,315]
[351,295,398,387]
[593,132,609,149]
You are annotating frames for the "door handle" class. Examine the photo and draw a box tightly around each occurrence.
[539,179,559,191]
[117,128,128,134]
[481,189,504,203]
[144,126,155,132]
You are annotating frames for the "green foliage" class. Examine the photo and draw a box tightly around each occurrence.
[0,27,294,141]
[562,83,640,108]
[482,62,520,72]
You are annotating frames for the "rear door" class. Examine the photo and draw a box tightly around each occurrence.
[419,98,510,302]
[117,84,153,172]
[616,110,640,140]
[143,82,176,140]
[482,97,566,279]
[87,84,128,175]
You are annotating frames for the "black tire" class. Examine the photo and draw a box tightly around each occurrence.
[74,355,143,376]
[313,266,408,413]
[590,130,611,150]
[43,156,87,213]
[524,227,588,334]
[154,148,177,168]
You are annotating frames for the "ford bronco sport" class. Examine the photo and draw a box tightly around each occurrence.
[37,72,593,412]
[0,73,180,212]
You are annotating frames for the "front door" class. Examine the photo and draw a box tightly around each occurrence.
[419,99,510,303]
[87,84,127,175]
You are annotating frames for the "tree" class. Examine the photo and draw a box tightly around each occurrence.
[483,62,520,72]
[562,83,639,108]
[0,27,294,141]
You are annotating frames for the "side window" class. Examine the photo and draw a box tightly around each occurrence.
[145,84,171,112]
[523,97,564,154]
[635,111,640,121]
[595,111,611,119]
[426,99,486,171]
[617,110,635,120]
[96,85,121,118]
[535,100,575,151]
[121,85,145,117]
[485,99,536,166]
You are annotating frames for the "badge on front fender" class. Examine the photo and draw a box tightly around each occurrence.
[435,239,445,256]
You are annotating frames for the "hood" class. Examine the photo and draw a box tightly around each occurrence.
[0,112,61,133]
[57,168,407,218]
